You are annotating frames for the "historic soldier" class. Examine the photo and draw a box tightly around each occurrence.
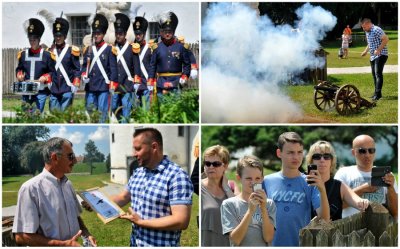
[16,18,54,113]
[133,16,152,108]
[147,11,190,97]
[50,17,81,112]
[178,36,198,80]
[111,13,141,123]
[81,13,118,123]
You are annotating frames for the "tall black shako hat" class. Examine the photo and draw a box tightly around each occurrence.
[159,11,178,32]
[53,17,69,37]
[114,13,130,33]
[92,13,108,34]
[27,18,45,39]
[133,16,148,35]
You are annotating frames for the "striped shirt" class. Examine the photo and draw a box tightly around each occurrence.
[365,25,388,61]
[127,156,193,246]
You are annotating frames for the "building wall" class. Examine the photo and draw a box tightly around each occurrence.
[2,2,199,48]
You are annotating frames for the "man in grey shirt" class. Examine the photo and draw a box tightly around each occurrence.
[12,137,97,246]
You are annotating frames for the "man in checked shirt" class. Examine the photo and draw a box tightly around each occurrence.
[112,127,194,246]
[360,18,389,101]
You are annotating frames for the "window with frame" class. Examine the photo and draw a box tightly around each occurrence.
[148,21,160,40]
[70,15,91,48]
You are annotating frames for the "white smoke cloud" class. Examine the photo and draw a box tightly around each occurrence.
[201,3,337,123]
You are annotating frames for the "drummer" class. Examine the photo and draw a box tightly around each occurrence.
[49,16,81,112]
[16,18,55,113]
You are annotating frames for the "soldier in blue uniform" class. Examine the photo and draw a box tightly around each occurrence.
[111,13,141,123]
[50,17,81,112]
[178,36,198,80]
[147,11,190,99]
[133,16,152,109]
[81,13,118,123]
[16,18,54,113]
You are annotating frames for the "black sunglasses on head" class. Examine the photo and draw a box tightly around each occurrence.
[357,148,376,154]
[204,161,223,167]
[312,153,333,160]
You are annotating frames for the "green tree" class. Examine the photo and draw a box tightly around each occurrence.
[2,126,50,176]
[83,140,105,174]
[19,141,45,175]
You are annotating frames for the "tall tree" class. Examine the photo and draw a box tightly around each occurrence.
[19,141,45,175]
[2,126,50,176]
[83,140,105,174]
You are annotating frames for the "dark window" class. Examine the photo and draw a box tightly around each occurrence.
[178,126,184,137]
[70,16,90,48]
[148,21,160,40]
[112,133,115,143]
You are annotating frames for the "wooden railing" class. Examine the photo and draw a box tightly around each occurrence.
[299,202,398,247]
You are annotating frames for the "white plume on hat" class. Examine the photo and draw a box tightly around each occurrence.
[37,9,56,29]
[23,19,30,35]
[158,11,172,24]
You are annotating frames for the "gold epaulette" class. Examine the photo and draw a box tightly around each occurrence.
[50,51,56,61]
[184,43,190,50]
[83,46,89,55]
[111,45,118,56]
[177,36,185,43]
[17,50,23,60]
[131,43,140,54]
[71,45,80,57]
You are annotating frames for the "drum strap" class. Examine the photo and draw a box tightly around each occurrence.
[116,43,133,81]
[25,48,43,81]
[54,44,73,87]
[90,44,110,84]
[139,44,149,80]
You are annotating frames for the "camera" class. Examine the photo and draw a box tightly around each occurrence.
[371,166,391,187]
[307,164,317,184]
[252,183,263,192]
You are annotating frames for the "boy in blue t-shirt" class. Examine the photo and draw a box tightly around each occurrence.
[263,132,330,246]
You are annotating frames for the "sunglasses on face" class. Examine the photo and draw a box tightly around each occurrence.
[357,148,376,154]
[204,161,223,167]
[60,153,76,161]
[312,153,333,160]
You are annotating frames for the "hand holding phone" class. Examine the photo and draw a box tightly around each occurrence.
[307,164,317,184]
[252,183,263,192]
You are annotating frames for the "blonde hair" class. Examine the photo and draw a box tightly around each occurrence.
[203,145,230,165]
[306,140,337,176]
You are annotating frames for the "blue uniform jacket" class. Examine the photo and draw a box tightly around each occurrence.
[50,45,81,95]
[16,48,54,95]
[137,43,152,92]
[81,43,118,92]
[148,40,190,89]
[115,43,140,93]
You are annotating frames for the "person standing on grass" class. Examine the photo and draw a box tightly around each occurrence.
[360,18,389,101]
[12,137,97,247]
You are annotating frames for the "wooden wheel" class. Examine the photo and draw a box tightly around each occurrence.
[335,84,361,115]
[314,82,336,111]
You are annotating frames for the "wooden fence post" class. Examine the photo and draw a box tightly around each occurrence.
[365,202,390,246]
[363,231,375,247]
[332,230,346,246]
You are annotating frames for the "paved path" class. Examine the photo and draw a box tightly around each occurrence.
[3,181,125,217]
[328,64,398,74]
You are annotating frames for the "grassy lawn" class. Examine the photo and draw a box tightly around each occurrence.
[285,73,398,123]
[322,30,398,68]
[2,173,199,246]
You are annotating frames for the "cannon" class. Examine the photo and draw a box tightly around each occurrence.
[313,81,376,115]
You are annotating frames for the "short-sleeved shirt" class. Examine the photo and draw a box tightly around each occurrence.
[221,196,276,246]
[12,168,82,240]
[263,171,321,246]
[126,156,193,246]
[365,25,388,61]
[334,165,398,218]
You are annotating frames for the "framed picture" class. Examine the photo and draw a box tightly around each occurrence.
[79,187,125,224]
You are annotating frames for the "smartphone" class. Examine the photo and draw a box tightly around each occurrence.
[252,183,263,192]
[371,166,391,187]
[307,164,318,184]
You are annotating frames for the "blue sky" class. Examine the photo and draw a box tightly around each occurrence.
[46,126,110,156]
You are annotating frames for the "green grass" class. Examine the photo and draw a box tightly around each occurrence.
[72,162,108,175]
[2,173,199,246]
[322,31,398,68]
[285,73,398,123]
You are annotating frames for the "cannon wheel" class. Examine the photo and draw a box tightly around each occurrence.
[335,84,361,115]
[314,82,336,111]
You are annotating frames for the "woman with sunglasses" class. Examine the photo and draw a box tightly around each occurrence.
[201,145,235,246]
[306,140,369,221]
